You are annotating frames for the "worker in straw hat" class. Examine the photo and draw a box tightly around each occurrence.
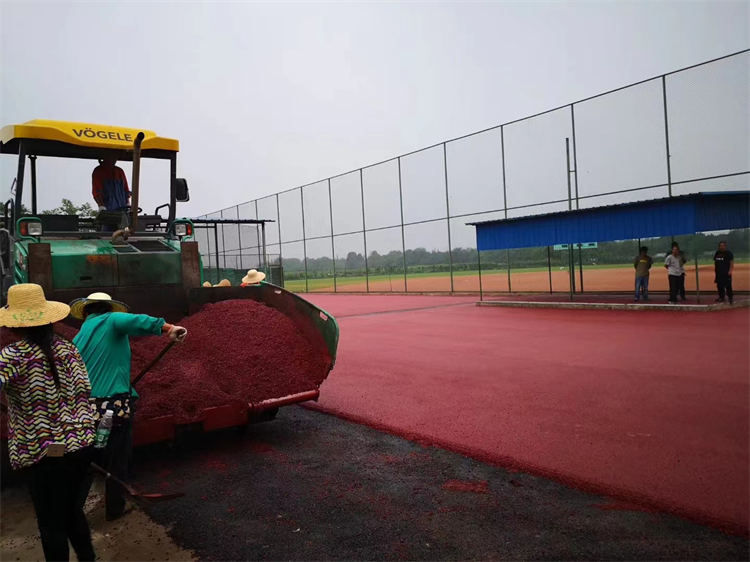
[240,269,266,287]
[69,292,187,521]
[0,284,97,561]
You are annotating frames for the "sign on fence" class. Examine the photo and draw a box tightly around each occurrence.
[553,243,598,251]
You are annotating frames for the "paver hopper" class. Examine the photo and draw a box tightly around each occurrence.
[129,282,339,446]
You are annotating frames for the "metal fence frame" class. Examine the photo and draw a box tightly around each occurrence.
[199,49,750,293]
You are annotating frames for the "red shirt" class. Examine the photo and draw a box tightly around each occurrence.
[92,164,130,210]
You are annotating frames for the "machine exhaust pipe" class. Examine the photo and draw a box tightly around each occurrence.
[130,132,145,232]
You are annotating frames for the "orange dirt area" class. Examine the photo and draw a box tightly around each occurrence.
[482,263,750,294]
[303,263,750,295]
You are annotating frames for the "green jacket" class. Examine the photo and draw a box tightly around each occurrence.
[73,312,165,398]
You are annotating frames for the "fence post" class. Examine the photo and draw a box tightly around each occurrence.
[275,193,283,284]
[578,244,584,293]
[219,211,227,271]
[359,168,370,293]
[506,250,512,293]
[300,188,309,293]
[443,142,455,293]
[397,157,408,292]
[570,104,580,210]
[478,248,484,301]
[547,246,552,293]
[500,126,511,293]
[213,223,220,284]
[261,221,268,273]
[254,201,261,272]
[662,75,673,197]
[566,138,575,299]
[328,179,337,293]
[235,205,243,271]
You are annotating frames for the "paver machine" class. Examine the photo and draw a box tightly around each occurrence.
[0,120,338,446]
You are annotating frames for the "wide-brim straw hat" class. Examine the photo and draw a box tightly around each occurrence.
[214,279,232,287]
[241,269,266,284]
[0,283,70,328]
[69,292,129,320]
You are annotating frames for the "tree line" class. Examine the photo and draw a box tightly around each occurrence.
[276,229,749,278]
[17,199,97,218]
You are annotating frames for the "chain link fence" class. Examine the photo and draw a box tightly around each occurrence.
[198,50,749,294]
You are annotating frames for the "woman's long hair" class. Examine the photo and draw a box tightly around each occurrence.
[15,324,62,389]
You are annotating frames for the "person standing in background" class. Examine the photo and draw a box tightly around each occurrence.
[713,241,734,304]
[633,246,652,302]
[665,244,685,304]
[670,241,688,302]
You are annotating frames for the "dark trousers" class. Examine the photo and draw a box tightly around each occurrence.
[25,447,95,562]
[679,274,686,300]
[717,275,733,301]
[668,275,682,303]
[95,418,133,518]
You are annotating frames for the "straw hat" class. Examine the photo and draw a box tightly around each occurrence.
[214,279,232,287]
[241,269,266,284]
[0,284,70,327]
[69,292,129,320]
[202,281,212,287]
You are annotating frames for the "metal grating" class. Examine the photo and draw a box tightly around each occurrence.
[128,240,174,252]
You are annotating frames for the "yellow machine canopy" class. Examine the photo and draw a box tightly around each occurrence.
[0,119,179,158]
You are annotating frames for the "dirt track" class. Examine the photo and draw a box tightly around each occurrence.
[309,263,750,294]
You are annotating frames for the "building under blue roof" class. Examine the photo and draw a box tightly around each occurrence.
[470,192,750,251]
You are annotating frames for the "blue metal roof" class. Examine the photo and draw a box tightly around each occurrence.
[471,192,750,251]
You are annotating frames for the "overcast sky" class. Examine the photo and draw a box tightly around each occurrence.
[0,1,748,223]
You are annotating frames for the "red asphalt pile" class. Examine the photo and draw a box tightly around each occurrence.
[3,300,330,425]
[303,294,750,535]
[129,300,330,422]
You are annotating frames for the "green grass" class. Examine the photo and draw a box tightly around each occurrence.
[269,258,750,292]
[283,266,593,291]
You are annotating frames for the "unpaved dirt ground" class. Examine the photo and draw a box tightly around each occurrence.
[477,263,750,293]
[1,479,195,561]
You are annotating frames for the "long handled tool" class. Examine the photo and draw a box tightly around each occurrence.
[131,341,175,386]
[90,462,183,503]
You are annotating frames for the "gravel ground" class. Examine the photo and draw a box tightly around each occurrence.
[1,478,195,561]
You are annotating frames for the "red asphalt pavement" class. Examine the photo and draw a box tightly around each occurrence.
[304,294,750,534]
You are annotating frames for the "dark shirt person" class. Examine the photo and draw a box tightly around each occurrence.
[92,156,130,212]
[713,241,734,304]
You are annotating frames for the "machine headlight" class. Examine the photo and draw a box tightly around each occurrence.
[27,222,43,236]
[174,223,188,237]
[20,220,43,237]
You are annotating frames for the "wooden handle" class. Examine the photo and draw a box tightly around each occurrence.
[132,341,176,386]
